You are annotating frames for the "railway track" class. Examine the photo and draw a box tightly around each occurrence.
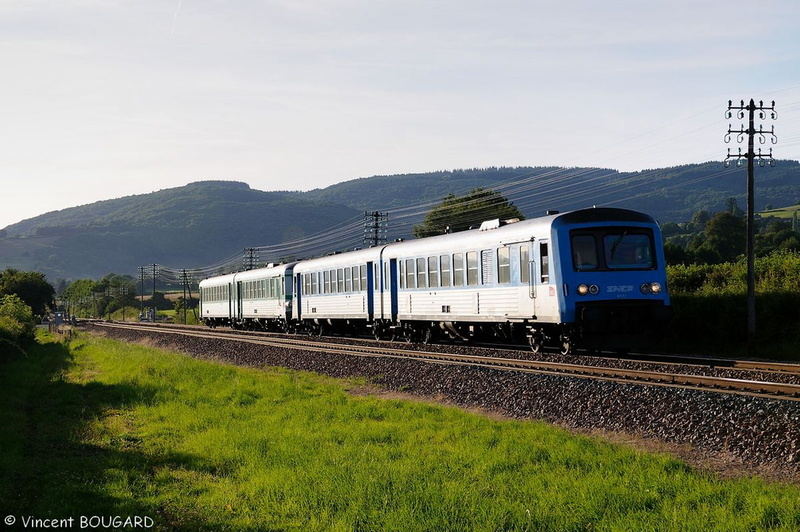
[90,321,800,401]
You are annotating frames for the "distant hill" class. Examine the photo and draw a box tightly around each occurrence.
[1,161,799,283]
[306,162,800,222]
[0,181,360,281]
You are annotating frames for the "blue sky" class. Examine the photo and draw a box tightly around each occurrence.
[1,0,799,229]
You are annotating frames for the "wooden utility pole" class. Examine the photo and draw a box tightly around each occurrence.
[724,99,777,353]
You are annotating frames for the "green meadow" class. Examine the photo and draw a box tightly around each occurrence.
[1,333,799,531]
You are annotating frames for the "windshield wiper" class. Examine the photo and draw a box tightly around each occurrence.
[609,231,628,262]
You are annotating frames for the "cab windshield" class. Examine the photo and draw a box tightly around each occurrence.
[571,229,654,271]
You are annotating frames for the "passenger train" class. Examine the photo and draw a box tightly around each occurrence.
[198,207,671,354]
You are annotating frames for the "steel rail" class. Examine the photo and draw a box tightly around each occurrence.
[90,322,800,401]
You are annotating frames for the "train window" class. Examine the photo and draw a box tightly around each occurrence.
[572,235,599,270]
[345,267,353,293]
[399,261,405,288]
[497,247,510,284]
[311,273,318,295]
[353,267,360,292]
[440,255,451,287]
[361,265,368,292]
[604,233,654,269]
[453,253,464,286]
[324,271,330,294]
[337,268,344,293]
[520,247,530,283]
[405,259,415,289]
[467,251,479,286]
[428,256,439,288]
[540,241,550,284]
[416,258,427,289]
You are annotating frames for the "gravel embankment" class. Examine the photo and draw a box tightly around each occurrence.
[86,324,800,483]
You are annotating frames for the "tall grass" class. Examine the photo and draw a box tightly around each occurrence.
[2,333,799,530]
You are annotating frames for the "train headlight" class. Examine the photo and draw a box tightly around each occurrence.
[651,282,662,294]
[640,282,663,294]
[577,284,599,296]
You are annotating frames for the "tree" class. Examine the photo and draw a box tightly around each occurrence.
[686,210,711,233]
[412,188,524,238]
[700,212,746,263]
[755,220,800,256]
[663,240,689,265]
[61,279,98,318]
[0,269,55,317]
[725,197,744,218]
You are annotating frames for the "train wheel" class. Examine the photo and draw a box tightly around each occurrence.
[421,326,435,345]
[373,321,384,341]
[528,331,543,354]
[559,335,572,356]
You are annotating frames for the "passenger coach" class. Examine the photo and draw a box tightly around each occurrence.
[199,263,296,331]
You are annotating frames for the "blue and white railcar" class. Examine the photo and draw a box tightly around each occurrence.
[233,263,297,331]
[292,248,383,335]
[199,273,237,328]
[383,207,669,352]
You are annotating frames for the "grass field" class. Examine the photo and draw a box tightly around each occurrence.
[1,333,799,531]
[762,204,800,219]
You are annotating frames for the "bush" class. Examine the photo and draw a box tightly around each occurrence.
[665,250,800,357]
[0,295,36,343]
[667,250,800,295]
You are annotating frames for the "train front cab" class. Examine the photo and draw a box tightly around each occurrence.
[553,209,671,352]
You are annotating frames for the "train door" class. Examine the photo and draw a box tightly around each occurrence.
[366,262,374,321]
[523,242,536,318]
[228,282,235,324]
[389,258,398,321]
[236,281,243,324]
[294,273,302,321]
[535,239,557,321]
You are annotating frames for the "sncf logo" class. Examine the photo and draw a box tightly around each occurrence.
[606,285,634,293]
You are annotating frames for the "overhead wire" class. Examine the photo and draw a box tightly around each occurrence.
[151,90,800,283]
